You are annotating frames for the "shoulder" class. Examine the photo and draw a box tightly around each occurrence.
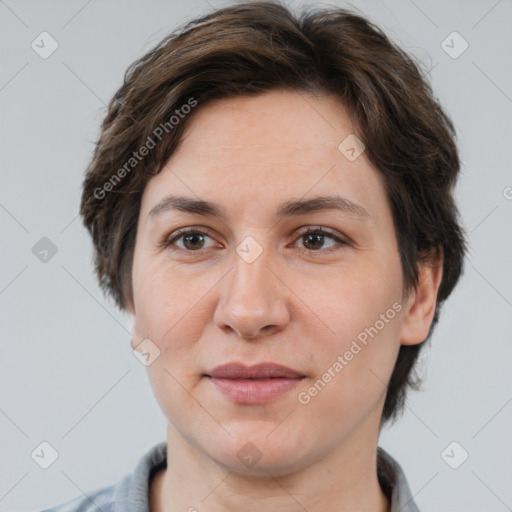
[38,482,118,512]
[38,442,167,512]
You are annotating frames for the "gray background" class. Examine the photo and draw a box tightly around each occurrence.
[1,0,511,510]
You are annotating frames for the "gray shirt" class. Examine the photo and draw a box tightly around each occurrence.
[40,442,419,512]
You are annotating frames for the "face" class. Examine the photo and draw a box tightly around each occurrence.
[128,89,428,476]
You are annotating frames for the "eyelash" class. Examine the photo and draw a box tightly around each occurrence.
[160,226,349,255]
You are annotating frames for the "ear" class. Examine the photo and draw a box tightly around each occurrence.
[126,301,140,351]
[400,248,444,346]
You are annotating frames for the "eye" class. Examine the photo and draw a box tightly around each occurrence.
[161,228,219,252]
[292,227,348,253]
[160,226,349,254]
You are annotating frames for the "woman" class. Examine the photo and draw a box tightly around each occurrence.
[42,1,466,511]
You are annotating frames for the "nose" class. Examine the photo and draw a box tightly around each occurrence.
[213,247,290,341]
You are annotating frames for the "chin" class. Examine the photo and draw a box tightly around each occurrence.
[204,426,314,477]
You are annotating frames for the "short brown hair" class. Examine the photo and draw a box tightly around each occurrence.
[79,1,467,423]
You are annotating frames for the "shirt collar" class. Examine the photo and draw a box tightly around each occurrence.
[378,446,420,512]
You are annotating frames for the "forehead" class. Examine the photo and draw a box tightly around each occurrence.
[179,88,357,152]
[139,89,386,223]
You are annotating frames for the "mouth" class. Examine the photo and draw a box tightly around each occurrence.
[204,362,306,405]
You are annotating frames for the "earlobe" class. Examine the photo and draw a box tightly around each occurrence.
[127,307,140,350]
[400,248,444,346]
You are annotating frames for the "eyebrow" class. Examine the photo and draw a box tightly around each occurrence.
[147,194,370,221]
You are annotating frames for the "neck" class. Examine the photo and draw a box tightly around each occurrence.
[151,420,389,512]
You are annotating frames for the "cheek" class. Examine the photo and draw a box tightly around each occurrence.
[298,306,402,432]
[137,265,212,427]
[146,363,210,442]
[298,257,404,414]
[310,254,404,348]
[133,257,210,342]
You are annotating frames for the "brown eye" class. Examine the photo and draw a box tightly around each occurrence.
[180,232,206,250]
[294,228,348,253]
[162,229,218,252]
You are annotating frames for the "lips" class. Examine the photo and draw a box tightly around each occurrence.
[205,362,305,405]
[206,362,305,379]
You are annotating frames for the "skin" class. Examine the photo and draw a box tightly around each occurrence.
[127,89,443,512]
